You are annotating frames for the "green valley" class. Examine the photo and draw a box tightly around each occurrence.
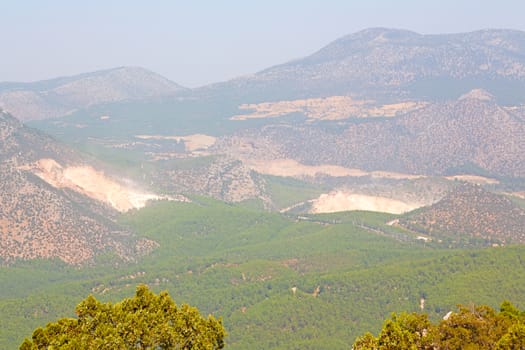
[2,199,525,349]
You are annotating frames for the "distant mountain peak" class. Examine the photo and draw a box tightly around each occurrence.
[303,28,421,64]
[458,89,495,102]
[0,66,187,121]
[243,28,525,104]
[329,27,422,48]
[349,27,420,41]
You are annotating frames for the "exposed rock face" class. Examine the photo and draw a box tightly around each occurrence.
[0,164,139,264]
[28,158,171,212]
[0,67,186,120]
[152,155,269,204]
[0,110,157,264]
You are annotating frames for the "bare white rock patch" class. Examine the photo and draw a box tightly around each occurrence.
[310,191,422,214]
[28,159,178,212]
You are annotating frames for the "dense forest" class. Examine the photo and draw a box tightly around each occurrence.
[2,199,525,349]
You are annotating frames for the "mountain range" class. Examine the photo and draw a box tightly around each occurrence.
[3,28,525,123]
[1,28,525,264]
[2,27,525,350]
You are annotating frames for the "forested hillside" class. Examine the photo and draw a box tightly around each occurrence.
[2,200,525,349]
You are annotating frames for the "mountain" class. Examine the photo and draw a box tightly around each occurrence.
[10,29,525,124]
[0,67,187,121]
[200,28,525,103]
[0,110,159,264]
[217,89,525,179]
[398,183,525,245]
[14,29,524,213]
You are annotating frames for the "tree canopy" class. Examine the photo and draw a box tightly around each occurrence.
[353,302,525,349]
[20,284,225,349]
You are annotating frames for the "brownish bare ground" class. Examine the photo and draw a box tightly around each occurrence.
[230,96,427,121]
[247,158,368,177]
[399,184,525,244]
[0,164,159,264]
[135,134,216,152]
[445,174,500,185]
[247,158,424,179]
[510,192,525,199]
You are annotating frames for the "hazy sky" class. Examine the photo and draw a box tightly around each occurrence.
[2,0,525,87]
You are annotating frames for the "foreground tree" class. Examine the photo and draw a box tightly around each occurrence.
[354,312,432,350]
[435,304,510,349]
[20,284,225,349]
[353,301,525,349]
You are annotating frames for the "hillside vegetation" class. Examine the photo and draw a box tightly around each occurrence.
[400,183,525,246]
[2,200,525,349]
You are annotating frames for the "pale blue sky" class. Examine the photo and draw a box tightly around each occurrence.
[2,0,525,87]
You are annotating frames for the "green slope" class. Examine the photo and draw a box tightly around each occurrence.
[2,200,525,349]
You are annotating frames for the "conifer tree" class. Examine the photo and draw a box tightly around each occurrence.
[20,285,225,349]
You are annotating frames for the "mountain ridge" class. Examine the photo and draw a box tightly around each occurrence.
[0,67,187,121]
[0,66,186,93]
[3,28,525,121]
[200,28,525,103]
